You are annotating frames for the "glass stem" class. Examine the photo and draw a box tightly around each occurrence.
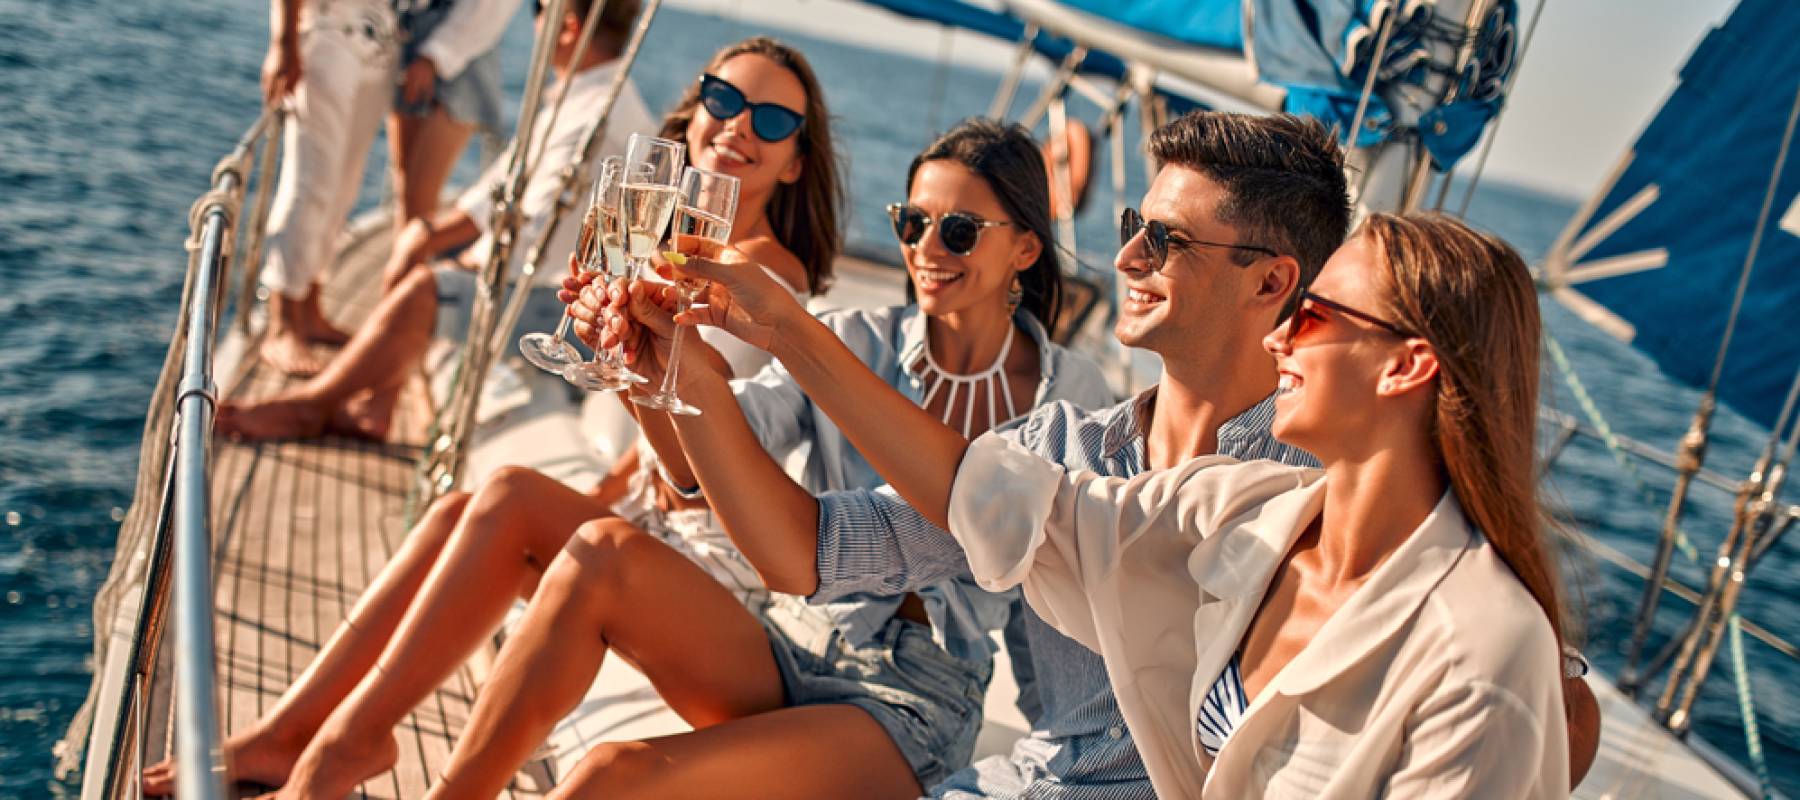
[657,322,688,397]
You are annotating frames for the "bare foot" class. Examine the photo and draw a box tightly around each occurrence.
[324,389,394,442]
[260,328,327,377]
[141,723,308,796]
[275,730,399,799]
[217,398,328,441]
[299,315,350,347]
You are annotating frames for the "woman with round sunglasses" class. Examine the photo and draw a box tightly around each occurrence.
[432,117,1111,797]
[144,36,844,796]
[680,211,1571,797]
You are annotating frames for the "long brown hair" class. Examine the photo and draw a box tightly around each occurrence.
[658,37,841,295]
[1361,212,1565,652]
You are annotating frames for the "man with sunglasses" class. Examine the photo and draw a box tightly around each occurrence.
[662,110,1346,798]
[666,102,1602,793]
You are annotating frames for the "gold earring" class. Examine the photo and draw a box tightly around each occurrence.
[1007,275,1024,311]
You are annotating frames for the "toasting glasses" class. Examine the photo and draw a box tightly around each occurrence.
[559,156,649,390]
[564,134,685,391]
[515,160,625,375]
[630,166,739,416]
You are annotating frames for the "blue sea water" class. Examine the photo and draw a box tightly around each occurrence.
[0,0,1794,796]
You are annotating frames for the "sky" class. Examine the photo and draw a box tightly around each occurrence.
[664,0,1740,200]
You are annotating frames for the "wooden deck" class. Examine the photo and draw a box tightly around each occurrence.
[143,220,552,797]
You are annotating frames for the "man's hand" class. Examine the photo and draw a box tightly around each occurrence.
[262,37,303,107]
[400,56,438,107]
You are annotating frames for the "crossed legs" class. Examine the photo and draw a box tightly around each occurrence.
[218,265,441,441]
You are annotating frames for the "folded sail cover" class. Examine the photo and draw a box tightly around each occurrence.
[858,0,1514,168]
[1565,0,1800,429]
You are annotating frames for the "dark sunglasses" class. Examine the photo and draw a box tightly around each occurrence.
[1120,207,1278,272]
[1282,288,1414,345]
[698,74,805,143]
[887,203,1011,256]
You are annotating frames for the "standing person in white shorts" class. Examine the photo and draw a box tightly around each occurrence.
[258,0,400,376]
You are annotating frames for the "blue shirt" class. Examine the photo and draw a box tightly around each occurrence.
[815,388,1316,798]
[733,303,1114,664]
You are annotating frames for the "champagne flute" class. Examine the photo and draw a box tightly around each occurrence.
[561,156,643,390]
[570,134,684,391]
[519,156,623,375]
[632,166,738,416]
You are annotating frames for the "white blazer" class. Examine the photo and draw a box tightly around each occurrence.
[947,434,1568,799]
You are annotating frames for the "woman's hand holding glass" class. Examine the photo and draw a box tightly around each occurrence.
[665,253,810,354]
[566,268,712,389]
[520,155,645,390]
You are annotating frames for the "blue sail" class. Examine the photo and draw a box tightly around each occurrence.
[1556,0,1800,430]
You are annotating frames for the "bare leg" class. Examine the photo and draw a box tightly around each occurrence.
[545,706,921,800]
[387,111,421,238]
[143,469,607,795]
[261,289,330,377]
[219,267,439,441]
[392,107,474,232]
[294,283,351,346]
[144,491,468,794]
[272,473,619,797]
[293,518,783,798]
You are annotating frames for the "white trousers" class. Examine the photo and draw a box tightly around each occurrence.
[261,1,397,299]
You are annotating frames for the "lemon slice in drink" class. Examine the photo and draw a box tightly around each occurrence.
[663,251,688,266]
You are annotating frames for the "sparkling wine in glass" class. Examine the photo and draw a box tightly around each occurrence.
[562,157,650,390]
[632,166,738,416]
[567,134,684,391]
[518,158,627,374]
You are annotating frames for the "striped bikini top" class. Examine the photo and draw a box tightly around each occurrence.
[1196,653,1249,757]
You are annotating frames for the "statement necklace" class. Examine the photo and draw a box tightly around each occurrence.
[917,325,1020,437]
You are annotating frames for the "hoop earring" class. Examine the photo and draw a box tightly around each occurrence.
[1007,274,1023,312]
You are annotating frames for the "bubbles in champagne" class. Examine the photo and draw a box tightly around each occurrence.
[673,206,731,260]
[621,184,678,261]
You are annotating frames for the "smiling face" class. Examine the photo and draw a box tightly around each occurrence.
[1262,236,1407,454]
[684,53,806,202]
[901,159,1039,319]
[1114,166,1269,360]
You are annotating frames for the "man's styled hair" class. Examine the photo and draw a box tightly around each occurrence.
[1148,112,1350,300]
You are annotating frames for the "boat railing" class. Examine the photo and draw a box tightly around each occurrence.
[409,0,664,517]
[67,107,286,800]
[1540,387,1800,799]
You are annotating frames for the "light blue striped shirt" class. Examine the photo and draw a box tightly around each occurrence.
[732,303,1114,665]
[815,388,1316,799]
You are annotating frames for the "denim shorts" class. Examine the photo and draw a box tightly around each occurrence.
[394,4,505,134]
[761,595,991,789]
